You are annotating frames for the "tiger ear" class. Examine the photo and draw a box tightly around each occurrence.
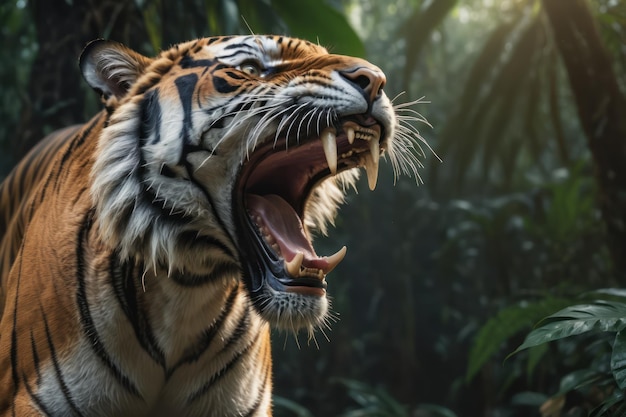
[79,39,153,100]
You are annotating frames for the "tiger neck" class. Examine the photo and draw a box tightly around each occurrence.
[105,252,264,371]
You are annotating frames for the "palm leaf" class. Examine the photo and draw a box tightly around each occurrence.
[466,297,574,382]
[401,0,458,93]
[453,17,544,189]
[611,329,626,389]
[512,301,626,355]
[557,369,604,395]
[272,0,364,57]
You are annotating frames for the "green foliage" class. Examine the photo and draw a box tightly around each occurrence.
[510,298,626,414]
[273,396,315,417]
[338,379,410,417]
[513,301,626,353]
[272,0,365,57]
[0,1,35,175]
[3,0,626,415]
[335,379,458,417]
[132,0,365,57]
[466,297,575,382]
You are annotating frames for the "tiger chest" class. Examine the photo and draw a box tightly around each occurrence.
[31,268,272,417]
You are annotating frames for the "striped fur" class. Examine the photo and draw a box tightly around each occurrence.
[0,35,427,416]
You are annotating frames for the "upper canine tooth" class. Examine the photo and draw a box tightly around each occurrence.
[364,152,379,191]
[284,252,304,277]
[321,128,338,175]
[347,127,355,144]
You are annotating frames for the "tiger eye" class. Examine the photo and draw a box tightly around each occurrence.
[240,63,261,76]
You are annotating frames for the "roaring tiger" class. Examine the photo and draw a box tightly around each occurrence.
[0,35,425,416]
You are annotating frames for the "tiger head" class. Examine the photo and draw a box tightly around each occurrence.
[80,36,426,334]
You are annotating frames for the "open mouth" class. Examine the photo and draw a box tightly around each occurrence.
[234,114,384,299]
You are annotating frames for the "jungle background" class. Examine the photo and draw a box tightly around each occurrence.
[2,0,626,415]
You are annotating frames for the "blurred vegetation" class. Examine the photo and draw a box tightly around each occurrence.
[2,0,626,415]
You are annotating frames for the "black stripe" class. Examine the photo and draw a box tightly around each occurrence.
[219,305,251,353]
[42,314,85,417]
[10,221,27,404]
[52,114,102,193]
[214,50,254,61]
[242,329,272,417]
[174,73,199,145]
[75,211,143,398]
[30,330,42,386]
[208,35,238,44]
[186,330,260,404]
[169,262,240,287]
[109,256,166,370]
[242,369,269,417]
[178,230,236,260]
[10,310,20,401]
[224,70,246,80]
[223,42,256,51]
[139,89,162,145]
[212,75,239,94]
[179,55,216,69]
[181,155,239,250]
[167,287,239,377]
[23,372,54,417]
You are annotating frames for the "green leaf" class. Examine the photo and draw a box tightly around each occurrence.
[526,343,549,379]
[416,404,458,417]
[238,0,281,34]
[589,288,626,301]
[336,378,409,417]
[466,297,574,382]
[512,301,626,355]
[141,0,162,53]
[611,330,626,389]
[557,369,603,395]
[272,395,315,417]
[510,391,548,406]
[401,0,458,91]
[271,0,365,57]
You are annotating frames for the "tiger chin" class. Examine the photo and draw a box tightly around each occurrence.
[0,35,426,416]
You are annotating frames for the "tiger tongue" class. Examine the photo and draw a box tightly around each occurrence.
[246,194,341,274]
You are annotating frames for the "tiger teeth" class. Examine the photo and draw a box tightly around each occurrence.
[363,152,379,191]
[321,128,338,175]
[370,137,380,166]
[284,252,304,277]
[346,127,355,144]
[324,246,347,274]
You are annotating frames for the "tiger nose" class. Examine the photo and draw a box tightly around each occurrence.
[339,66,386,104]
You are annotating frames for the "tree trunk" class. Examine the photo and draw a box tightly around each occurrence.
[12,0,147,162]
[542,0,626,277]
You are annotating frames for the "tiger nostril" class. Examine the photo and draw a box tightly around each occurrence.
[340,66,386,103]
[354,74,372,91]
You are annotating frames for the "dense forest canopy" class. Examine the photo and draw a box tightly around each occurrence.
[2,0,626,415]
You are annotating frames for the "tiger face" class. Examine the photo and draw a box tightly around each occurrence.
[81,35,424,335]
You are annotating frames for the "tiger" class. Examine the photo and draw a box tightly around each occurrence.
[0,35,426,416]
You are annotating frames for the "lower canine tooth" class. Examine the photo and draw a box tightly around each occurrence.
[321,128,338,175]
[284,252,304,277]
[364,153,379,191]
[347,128,355,144]
[324,246,347,274]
